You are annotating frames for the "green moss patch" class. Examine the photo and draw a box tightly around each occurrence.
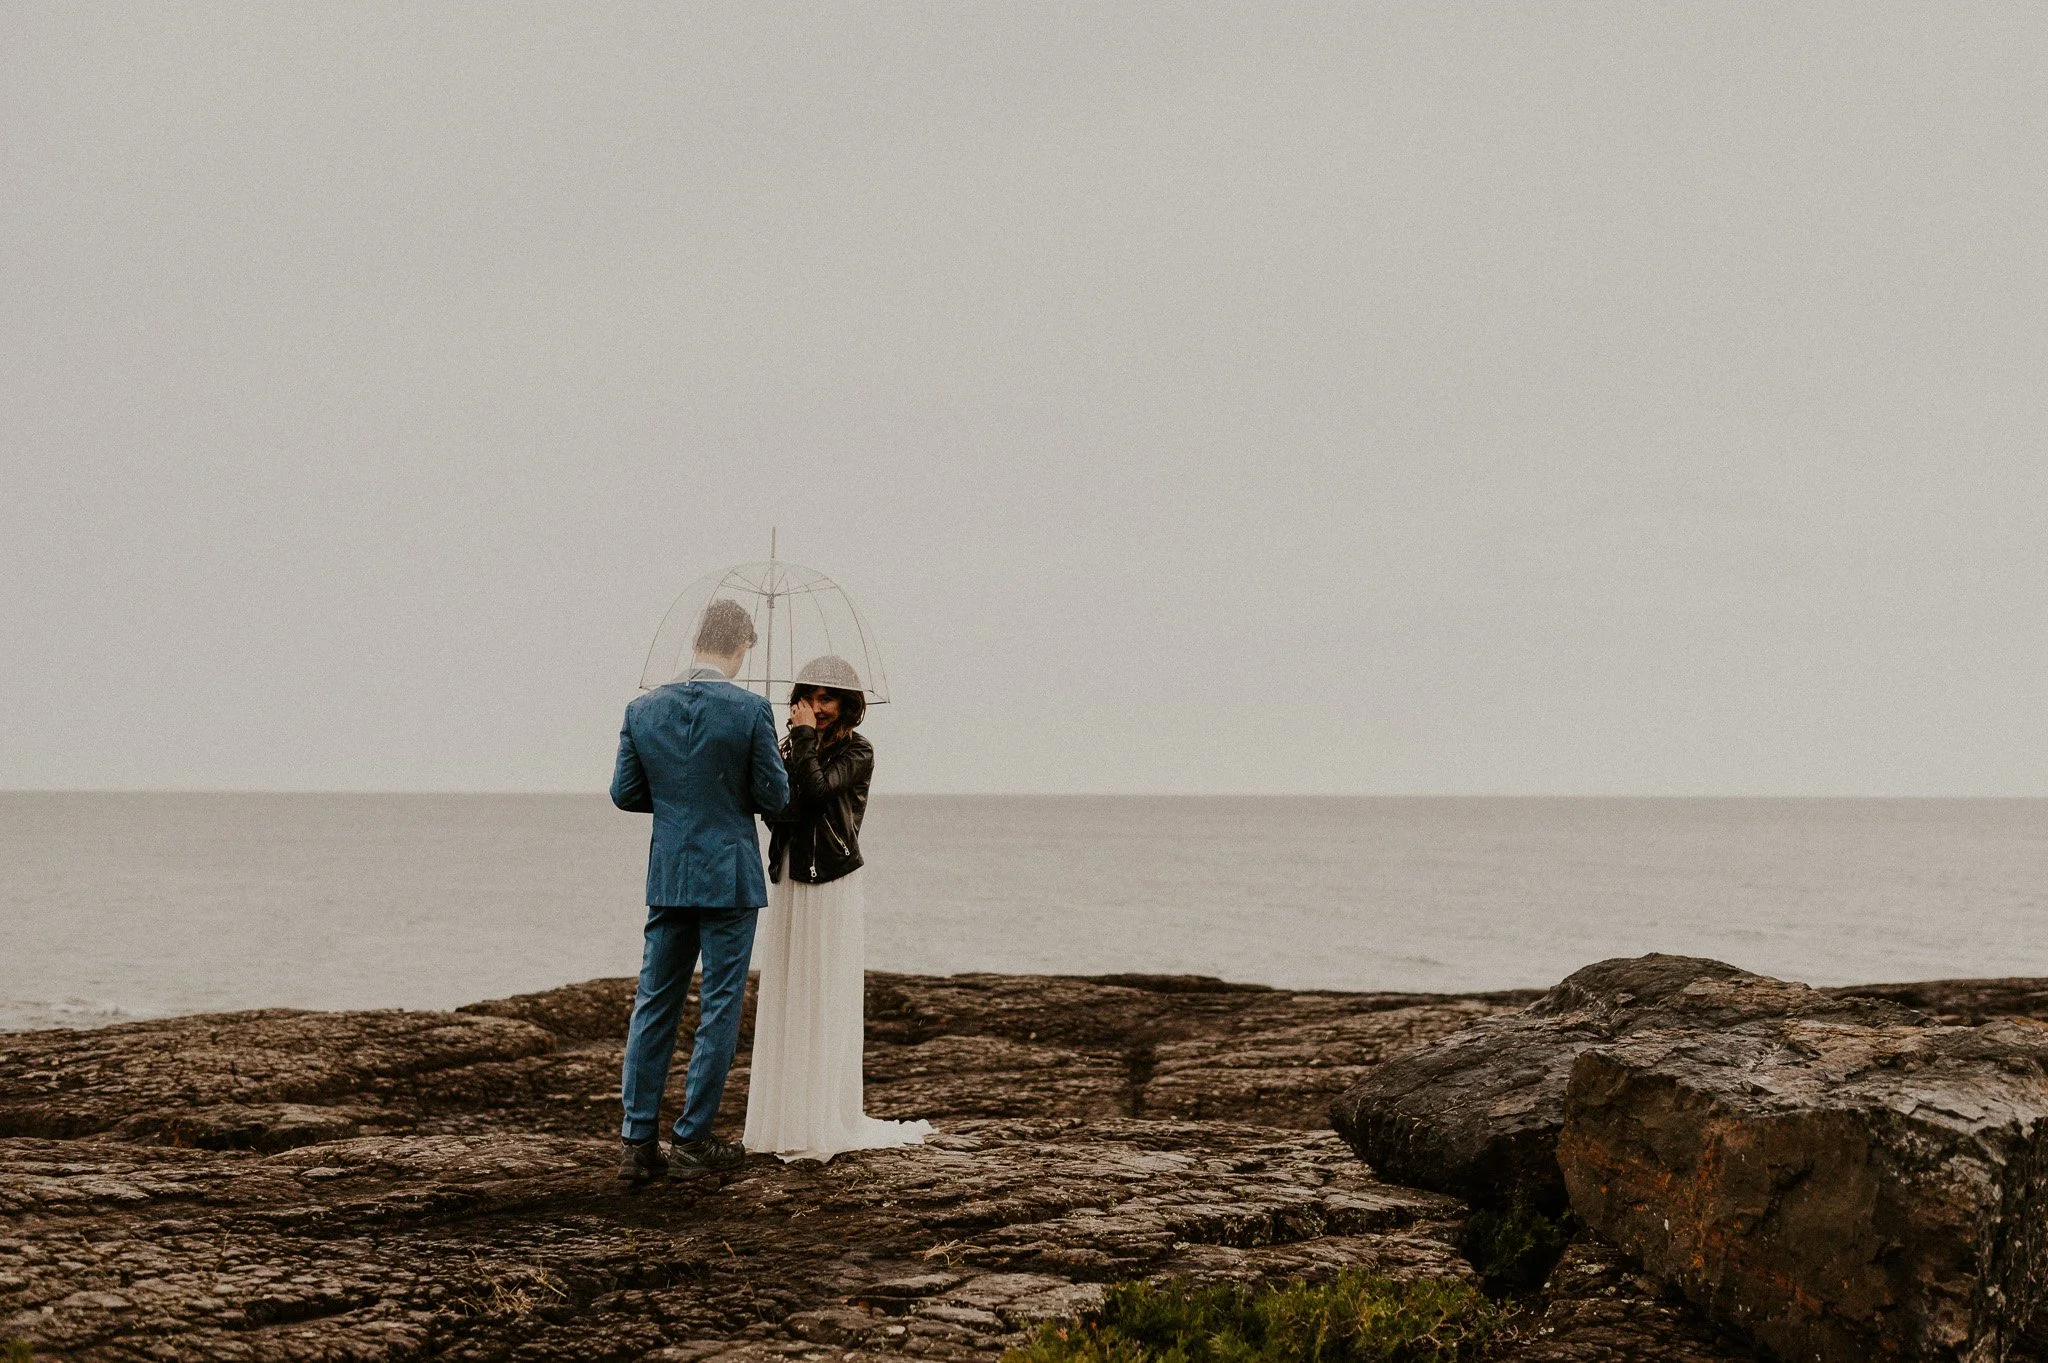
[1005,1271,1507,1363]
[1458,1195,1573,1295]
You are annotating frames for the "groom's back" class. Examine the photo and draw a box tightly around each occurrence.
[626,681,761,800]
[613,679,787,908]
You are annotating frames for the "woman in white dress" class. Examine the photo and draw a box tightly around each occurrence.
[744,655,931,1162]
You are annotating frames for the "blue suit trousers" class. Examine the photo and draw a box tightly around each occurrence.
[619,904,759,1143]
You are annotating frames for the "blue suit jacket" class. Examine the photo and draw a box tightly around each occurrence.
[611,668,790,908]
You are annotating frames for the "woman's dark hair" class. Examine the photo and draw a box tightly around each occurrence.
[790,683,865,738]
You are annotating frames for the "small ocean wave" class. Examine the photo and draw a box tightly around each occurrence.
[0,997,144,1033]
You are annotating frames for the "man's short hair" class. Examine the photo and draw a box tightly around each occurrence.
[694,599,757,656]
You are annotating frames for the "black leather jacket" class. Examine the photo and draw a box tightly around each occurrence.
[766,727,873,885]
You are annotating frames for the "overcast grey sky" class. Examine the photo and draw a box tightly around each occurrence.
[5,4,2045,795]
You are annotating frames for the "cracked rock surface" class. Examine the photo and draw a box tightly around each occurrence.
[4,971,1762,1361]
[0,1118,1472,1362]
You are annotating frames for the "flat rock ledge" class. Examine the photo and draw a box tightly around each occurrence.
[0,971,1772,1362]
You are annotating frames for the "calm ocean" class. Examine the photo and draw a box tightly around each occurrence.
[4,794,2046,1032]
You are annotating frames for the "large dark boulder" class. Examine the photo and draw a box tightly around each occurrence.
[1328,954,1909,1211]
[1560,1014,2048,1363]
[1332,955,2048,1360]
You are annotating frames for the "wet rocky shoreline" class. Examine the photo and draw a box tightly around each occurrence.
[3,967,2043,1361]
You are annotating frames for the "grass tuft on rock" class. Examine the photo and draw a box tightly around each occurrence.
[1457,1194,1573,1295]
[1005,1271,1506,1363]
[6,1339,33,1363]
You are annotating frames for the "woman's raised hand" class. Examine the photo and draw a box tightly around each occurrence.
[789,698,818,729]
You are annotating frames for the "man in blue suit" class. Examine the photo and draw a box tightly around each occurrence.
[611,597,789,1182]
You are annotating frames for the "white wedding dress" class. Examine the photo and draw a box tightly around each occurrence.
[743,858,932,1162]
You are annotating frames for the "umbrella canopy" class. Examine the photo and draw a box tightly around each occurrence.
[638,560,890,709]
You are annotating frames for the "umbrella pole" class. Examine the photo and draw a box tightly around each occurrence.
[762,528,777,706]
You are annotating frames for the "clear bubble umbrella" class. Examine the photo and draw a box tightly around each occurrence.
[638,555,889,714]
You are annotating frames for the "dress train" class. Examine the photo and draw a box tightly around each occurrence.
[743,864,931,1162]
